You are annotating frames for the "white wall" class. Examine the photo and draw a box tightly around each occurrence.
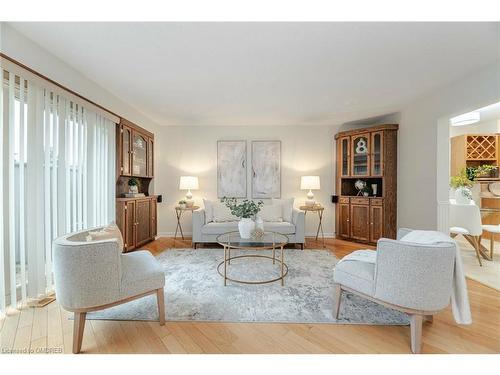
[398,62,500,231]
[154,125,338,236]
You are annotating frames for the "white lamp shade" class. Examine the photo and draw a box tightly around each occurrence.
[179,176,199,190]
[300,176,320,190]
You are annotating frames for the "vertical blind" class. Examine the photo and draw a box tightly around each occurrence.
[0,63,117,316]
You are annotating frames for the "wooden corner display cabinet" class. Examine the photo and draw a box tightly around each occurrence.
[116,119,157,252]
[335,124,398,244]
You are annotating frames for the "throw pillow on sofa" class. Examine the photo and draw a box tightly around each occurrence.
[259,204,283,222]
[213,203,239,222]
[203,198,215,222]
[272,198,294,222]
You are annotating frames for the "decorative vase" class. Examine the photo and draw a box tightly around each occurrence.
[129,185,138,194]
[238,218,255,239]
[455,187,472,204]
[371,184,378,197]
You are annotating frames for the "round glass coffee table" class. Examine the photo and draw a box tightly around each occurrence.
[216,231,289,286]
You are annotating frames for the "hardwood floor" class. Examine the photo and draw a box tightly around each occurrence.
[1,237,499,354]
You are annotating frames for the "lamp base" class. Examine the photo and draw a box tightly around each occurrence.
[305,190,315,206]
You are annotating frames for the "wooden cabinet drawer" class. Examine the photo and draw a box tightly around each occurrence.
[339,197,350,204]
[350,197,369,205]
[370,198,383,206]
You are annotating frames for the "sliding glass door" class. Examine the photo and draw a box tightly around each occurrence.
[0,64,116,316]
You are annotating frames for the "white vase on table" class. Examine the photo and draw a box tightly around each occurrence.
[238,218,255,239]
[454,187,472,204]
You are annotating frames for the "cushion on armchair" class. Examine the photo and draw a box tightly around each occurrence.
[334,260,376,296]
[121,251,165,298]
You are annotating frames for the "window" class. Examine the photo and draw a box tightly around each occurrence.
[0,67,116,316]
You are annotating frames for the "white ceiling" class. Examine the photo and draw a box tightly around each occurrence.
[9,22,500,127]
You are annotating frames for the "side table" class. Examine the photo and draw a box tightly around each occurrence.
[299,205,325,248]
[174,206,200,241]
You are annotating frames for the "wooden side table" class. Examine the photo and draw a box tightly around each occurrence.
[299,205,325,248]
[174,206,200,240]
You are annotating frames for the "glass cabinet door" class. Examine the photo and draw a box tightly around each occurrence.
[132,131,148,176]
[340,137,350,177]
[147,137,154,177]
[371,131,383,176]
[351,133,370,176]
[121,125,132,176]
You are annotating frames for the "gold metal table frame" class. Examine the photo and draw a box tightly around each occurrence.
[174,205,200,240]
[300,205,325,248]
[216,231,289,286]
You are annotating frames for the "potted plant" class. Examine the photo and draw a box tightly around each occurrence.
[450,168,473,204]
[178,200,187,209]
[221,197,264,239]
[475,164,498,179]
[128,178,140,194]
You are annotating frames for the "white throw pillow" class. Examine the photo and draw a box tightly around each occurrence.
[203,198,215,223]
[259,204,283,222]
[213,203,239,222]
[272,198,294,223]
[87,223,124,252]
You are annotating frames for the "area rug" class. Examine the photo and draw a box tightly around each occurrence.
[85,248,409,325]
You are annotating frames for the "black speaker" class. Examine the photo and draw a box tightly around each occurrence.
[331,195,338,203]
[157,195,163,203]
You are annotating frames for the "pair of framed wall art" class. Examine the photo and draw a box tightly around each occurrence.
[217,140,281,199]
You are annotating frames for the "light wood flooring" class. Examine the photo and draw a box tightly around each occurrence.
[1,237,499,354]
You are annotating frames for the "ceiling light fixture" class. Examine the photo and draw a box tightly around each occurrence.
[450,111,480,127]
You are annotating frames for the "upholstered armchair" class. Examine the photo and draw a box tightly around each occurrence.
[333,228,456,353]
[53,228,166,354]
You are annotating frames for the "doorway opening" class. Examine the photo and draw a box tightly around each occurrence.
[444,101,500,290]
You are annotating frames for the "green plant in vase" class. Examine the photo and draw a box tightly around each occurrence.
[450,168,473,203]
[221,197,264,239]
[128,178,140,194]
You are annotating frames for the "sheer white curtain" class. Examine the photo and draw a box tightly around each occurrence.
[0,61,117,316]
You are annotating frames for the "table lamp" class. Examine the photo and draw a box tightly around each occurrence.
[300,176,320,206]
[179,176,199,203]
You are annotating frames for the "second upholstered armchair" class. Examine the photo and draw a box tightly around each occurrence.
[333,228,456,354]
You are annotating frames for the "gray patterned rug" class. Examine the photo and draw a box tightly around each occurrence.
[85,248,409,325]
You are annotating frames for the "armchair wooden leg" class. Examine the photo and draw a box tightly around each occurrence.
[410,314,423,354]
[72,312,86,354]
[157,287,165,325]
[333,283,342,319]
